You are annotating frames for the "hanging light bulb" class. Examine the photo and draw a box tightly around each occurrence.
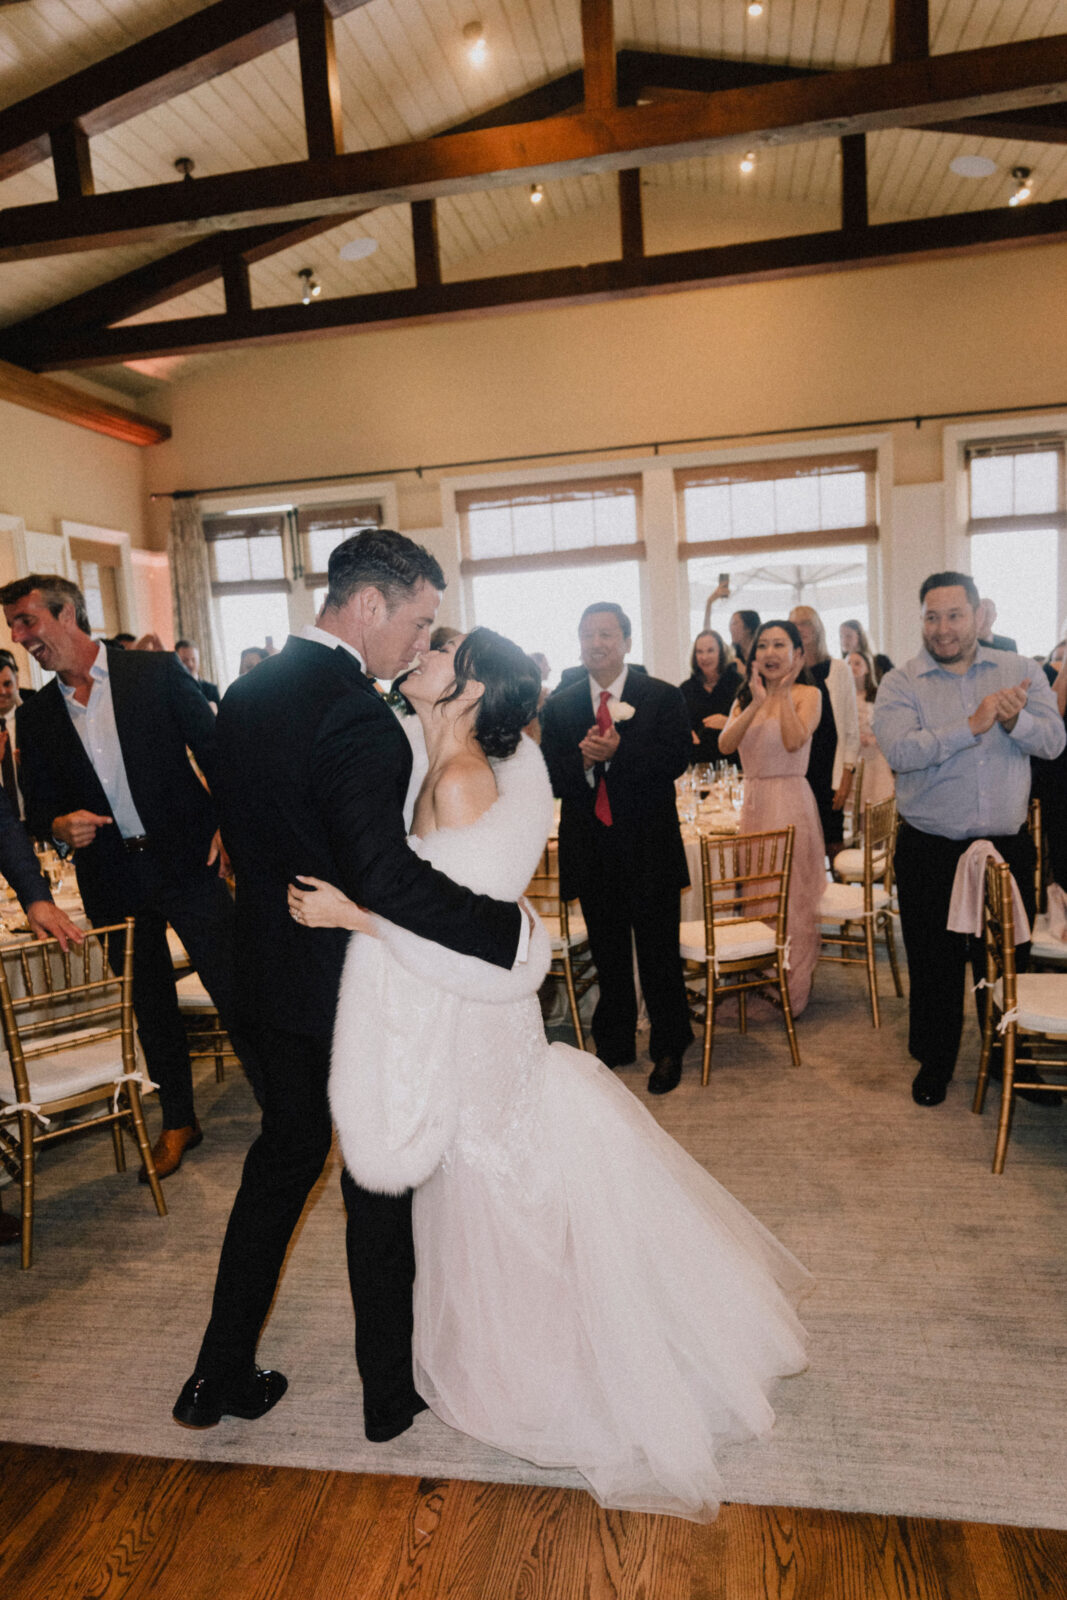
[1008,165,1033,206]
[739,151,756,174]
[463,21,488,66]
[747,2,764,17]
[529,182,544,205]
[297,267,322,305]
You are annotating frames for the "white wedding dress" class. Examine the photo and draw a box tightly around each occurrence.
[329,735,810,1522]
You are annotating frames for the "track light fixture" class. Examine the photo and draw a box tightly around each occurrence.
[298,267,322,305]
[739,151,756,174]
[174,156,194,180]
[463,21,488,66]
[1008,166,1033,206]
[529,183,544,204]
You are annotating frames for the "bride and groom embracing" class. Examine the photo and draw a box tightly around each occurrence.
[173,529,810,1523]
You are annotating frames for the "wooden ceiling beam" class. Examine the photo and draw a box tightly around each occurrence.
[3,32,1066,262]
[0,0,374,183]
[891,0,930,63]
[19,196,1067,371]
[49,122,94,200]
[840,134,868,231]
[0,357,169,444]
[410,199,441,289]
[618,168,644,260]
[581,0,617,113]
[922,102,1067,144]
[296,2,345,162]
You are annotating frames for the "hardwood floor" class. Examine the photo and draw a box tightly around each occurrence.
[2,1445,1065,1600]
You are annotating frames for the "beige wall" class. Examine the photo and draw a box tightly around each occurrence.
[0,399,149,547]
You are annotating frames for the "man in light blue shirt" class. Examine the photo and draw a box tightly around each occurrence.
[874,571,1064,1107]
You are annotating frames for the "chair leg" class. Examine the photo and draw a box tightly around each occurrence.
[884,915,904,997]
[738,989,748,1033]
[126,1090,167,1218]
[562,952,585,1052]
[778,958,801,1067]
[864,912,881,1028]
[19,1114,34,1270]
[992,1026,1017,1175]
[701,966,715,1086]
[214,1040,226,1082]
[973,995,995,1114]
[111,1120,126,1172]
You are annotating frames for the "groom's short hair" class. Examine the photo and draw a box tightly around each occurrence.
[323,529,446,613]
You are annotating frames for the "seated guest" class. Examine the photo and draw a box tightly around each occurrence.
[175,639,220,709]
[238,646,270,676]
[790,605,860,863]
[839,618,892,680]
[847,649,894,805]
[680,630,742,766]
[975,597,1017,652]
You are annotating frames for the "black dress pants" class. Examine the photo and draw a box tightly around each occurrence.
[196,1024,418,1423]
[103,851,260,1128]
[577,825,693,1064]
[894,820,1035,1087]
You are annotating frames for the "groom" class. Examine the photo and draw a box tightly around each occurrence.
[174,530,525,1441]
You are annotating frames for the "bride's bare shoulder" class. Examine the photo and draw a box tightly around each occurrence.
[432,753,500,830]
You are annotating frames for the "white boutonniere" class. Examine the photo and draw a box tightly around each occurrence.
[606,698,635,723]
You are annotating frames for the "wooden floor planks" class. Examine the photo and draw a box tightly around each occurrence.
[2,1444,1065,1600]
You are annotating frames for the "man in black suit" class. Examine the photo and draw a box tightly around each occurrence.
[541,603,693,1095]
[1,574,254,1181]
[172,530,524,1442]
[175,639,220,709]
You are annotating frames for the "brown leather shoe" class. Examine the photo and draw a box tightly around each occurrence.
[140,1120,203,1183]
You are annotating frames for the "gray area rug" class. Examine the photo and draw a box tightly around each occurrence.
[2,957,1065,1529]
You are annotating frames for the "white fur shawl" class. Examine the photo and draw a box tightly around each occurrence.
[329,735,554,1193]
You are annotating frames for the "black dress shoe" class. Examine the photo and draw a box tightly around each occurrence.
[911,1067,948,1107]
[647,1055,683,1095]
[364,1395,428,1443]
[172,1366,288,1428]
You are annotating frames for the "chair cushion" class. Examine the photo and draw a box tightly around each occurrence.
[1012,974,1067,1036]
[680,919,776,964]
[818,881,890,922]
[833,847,888,882]
[0,1032,146,1106]
[175,971,216,1010]
[1029,914,1067,964]
[538,912,588,951]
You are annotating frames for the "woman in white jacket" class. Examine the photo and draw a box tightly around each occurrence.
[789,606,860,863]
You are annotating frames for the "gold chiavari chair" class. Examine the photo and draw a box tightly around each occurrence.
[168,927,233,1082]
[973,859,1067,1173]
[817,797,904,1027]
[679,827,800,1083]
[525,841,597,1050]
[1023,798,1067,972]
[843,758,865,849]
[0,920,166,1268]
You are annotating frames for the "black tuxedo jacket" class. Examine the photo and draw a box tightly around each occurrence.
[540,668,691,903]
[0,785,50,910]
[214,635,521,1037]
[16,647,221,922]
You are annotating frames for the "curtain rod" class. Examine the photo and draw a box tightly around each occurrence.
[151,397,1067,501]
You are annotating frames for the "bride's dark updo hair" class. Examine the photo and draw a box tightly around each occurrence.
[437,627,541,759]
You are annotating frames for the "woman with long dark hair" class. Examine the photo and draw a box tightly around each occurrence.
[719,620,825,1014]
[680,630,742,765]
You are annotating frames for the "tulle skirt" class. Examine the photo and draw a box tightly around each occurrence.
[411,998,811,1522]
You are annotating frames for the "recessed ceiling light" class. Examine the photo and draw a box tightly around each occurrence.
[529,183,544,204]
[747,1,764,15]
[950,155,997,179]
[339,236,379,261]
[463,21,487,66]
[739,151,756,174]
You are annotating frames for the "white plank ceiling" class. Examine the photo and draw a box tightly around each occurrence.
[2,0,1066,387]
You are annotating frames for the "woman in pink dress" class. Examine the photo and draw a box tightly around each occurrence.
[719,621,825,1015]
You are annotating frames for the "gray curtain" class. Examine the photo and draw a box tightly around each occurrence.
[168,495,221,687]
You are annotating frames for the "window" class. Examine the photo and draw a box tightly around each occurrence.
[677,452,878,648]
[458,477,646,679]
[68,536,122,637]
[967,439,1065,657]
[204,500,382,685]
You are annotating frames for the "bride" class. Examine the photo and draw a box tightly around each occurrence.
[288,628,811,1523]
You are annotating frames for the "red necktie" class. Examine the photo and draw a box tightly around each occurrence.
[594,690,613,826]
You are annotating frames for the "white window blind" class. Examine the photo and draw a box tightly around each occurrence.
[296,501,382,577]
[677,451,878,559]
[966,438,1066,534]
[457,476,644,576]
